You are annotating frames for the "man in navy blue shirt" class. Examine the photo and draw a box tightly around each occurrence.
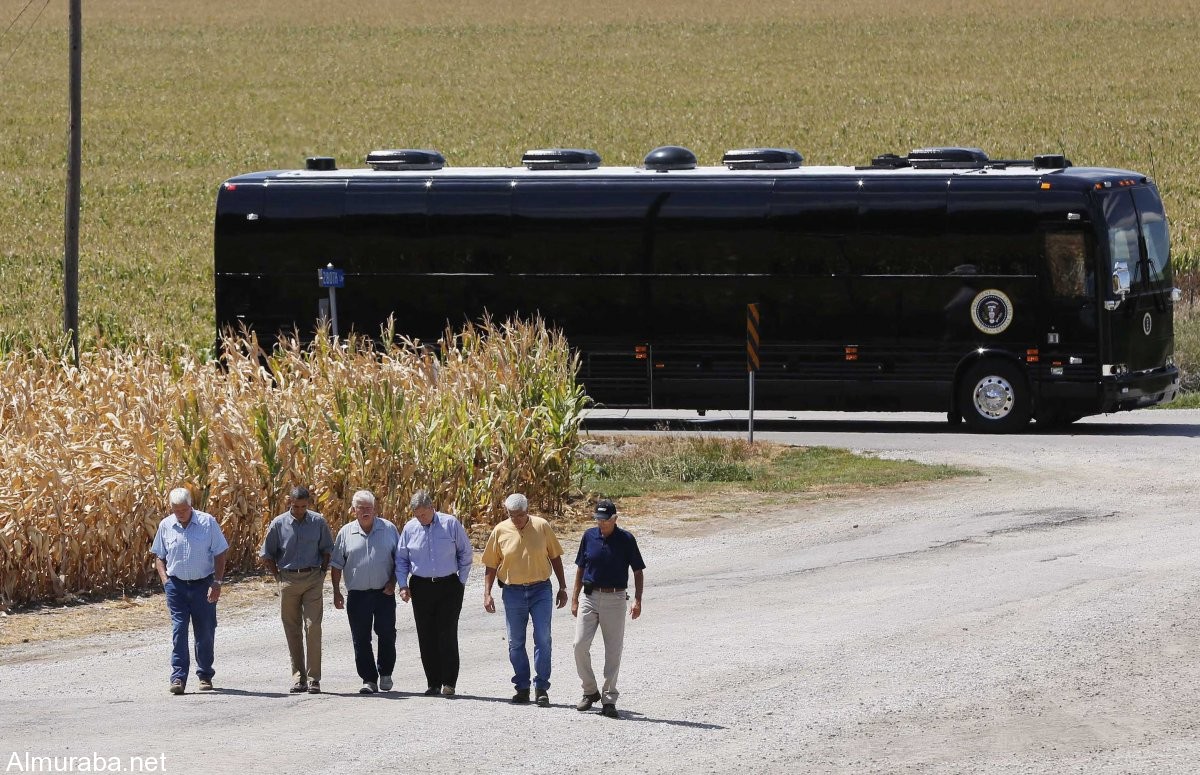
[570,498,645,719]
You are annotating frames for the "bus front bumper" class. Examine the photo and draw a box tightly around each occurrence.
[1099,366,1181,412]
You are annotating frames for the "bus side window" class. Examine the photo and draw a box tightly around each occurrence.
[1044,231,1090,298]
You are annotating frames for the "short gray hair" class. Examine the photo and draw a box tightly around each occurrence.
[504,493,528,513]
[409,490,434,510]
[351,490,375,508]
[168,487,192,507]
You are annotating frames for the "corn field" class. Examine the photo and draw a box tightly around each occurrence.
[0,318,587,607]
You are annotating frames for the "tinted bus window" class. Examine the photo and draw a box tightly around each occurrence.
[852,178,948,275]
[512,181,659,274]
[1132,187,1171,286]
[946,182,1037,275]
[652,181,775,274]
[344,180,428,271]
[1044,231,1089,298]
[768,179,858,275]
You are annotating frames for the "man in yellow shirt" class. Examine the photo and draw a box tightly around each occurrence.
[483,493,568,706]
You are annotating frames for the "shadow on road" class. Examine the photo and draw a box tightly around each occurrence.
[210,688,290,698]
[617,710,727,730]
[581,416,1200,438]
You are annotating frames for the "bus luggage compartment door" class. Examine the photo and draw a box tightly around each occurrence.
[581,349,653,408]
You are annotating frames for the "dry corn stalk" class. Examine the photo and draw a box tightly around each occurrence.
[0,318,587,606]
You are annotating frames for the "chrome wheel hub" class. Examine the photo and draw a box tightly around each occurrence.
[972,376,1015,419]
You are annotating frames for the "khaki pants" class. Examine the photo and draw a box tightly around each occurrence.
[279,569,324,683]
[573,590,628,704]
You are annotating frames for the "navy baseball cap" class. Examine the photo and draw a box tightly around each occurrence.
[593,499,617,520]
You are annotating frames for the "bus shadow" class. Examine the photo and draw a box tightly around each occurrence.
[581,416,1200,437]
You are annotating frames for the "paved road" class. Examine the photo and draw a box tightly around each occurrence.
[2,410,1199,774]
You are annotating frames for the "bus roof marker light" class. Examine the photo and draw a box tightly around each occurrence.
[522,148,602,170]
[643,146,697,172]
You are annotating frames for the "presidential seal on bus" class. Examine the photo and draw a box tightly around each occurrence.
[970,289,1013,335]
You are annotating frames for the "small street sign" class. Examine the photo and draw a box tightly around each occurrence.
[318,267,345,288]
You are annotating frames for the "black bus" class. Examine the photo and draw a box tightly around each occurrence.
[214,144,1181,432]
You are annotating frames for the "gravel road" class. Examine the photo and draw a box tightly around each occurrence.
[2,410,1199,775]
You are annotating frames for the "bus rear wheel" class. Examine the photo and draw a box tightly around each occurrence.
[958,360,1031,433]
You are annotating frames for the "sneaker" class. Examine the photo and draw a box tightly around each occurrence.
[359,682,377,695]
[308,681,321,694]
[535,688,549,707]
[601,703,619,719]
[511,688,530,704]
[290,681,308,694]
[198,678,214,691]
[575,691,602,711]
[441,685,455,697]
[379,676,393,692]
[169,679,184,695]
[424,686,440,696]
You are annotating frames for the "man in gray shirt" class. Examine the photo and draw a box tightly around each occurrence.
[260,486,334,694]
[330,490,400,694]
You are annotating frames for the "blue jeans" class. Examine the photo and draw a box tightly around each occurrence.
[502,580,553,691]
[165,576,217,684]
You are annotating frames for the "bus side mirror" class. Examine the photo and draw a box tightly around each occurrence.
[1110,261,1131,301]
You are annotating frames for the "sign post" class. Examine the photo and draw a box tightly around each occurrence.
[318,264,344,337]
[747,303,760,443]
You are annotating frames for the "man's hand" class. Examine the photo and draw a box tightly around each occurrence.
[555,588,568,609]
[399,588,411,603]
[631,599,642,620]
[484,592,495,613]
[333,590,344,610]
[207,583,222,604]
[571,598,579,617]
[383,580,396,597]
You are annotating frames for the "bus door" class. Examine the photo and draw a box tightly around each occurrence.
[1099,187,1174,375]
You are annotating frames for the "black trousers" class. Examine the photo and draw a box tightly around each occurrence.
[346,588,397,683]
[409,574,465,689]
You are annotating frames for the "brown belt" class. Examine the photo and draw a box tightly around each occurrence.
[592,587,625,594]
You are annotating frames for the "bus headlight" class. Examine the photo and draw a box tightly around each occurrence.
[1102,363,1129,376]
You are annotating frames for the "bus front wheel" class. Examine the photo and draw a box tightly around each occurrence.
[958,360,1031,433]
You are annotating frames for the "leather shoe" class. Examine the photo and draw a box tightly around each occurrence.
[424,686,440,696]
[601,703,619,719]
[535,688,549,707]
[511,689,530,704]
[290,681,308,693]
[575,692,602,711]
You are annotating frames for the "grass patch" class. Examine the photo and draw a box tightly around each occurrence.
[581,435,967,498]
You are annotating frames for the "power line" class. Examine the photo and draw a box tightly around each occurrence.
[0,0,40,46]
[0,0,51,77]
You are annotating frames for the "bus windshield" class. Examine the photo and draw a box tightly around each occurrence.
[1133,187,1171,287]
[1102,188,1171,290]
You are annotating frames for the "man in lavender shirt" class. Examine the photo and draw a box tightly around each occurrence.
[395,490,473,696]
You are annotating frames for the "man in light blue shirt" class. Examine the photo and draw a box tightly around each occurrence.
[395,490,473,696]
[330,490,400,694]
[150,487,229,695]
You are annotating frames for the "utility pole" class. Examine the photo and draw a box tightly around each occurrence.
[63,0,82,367]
